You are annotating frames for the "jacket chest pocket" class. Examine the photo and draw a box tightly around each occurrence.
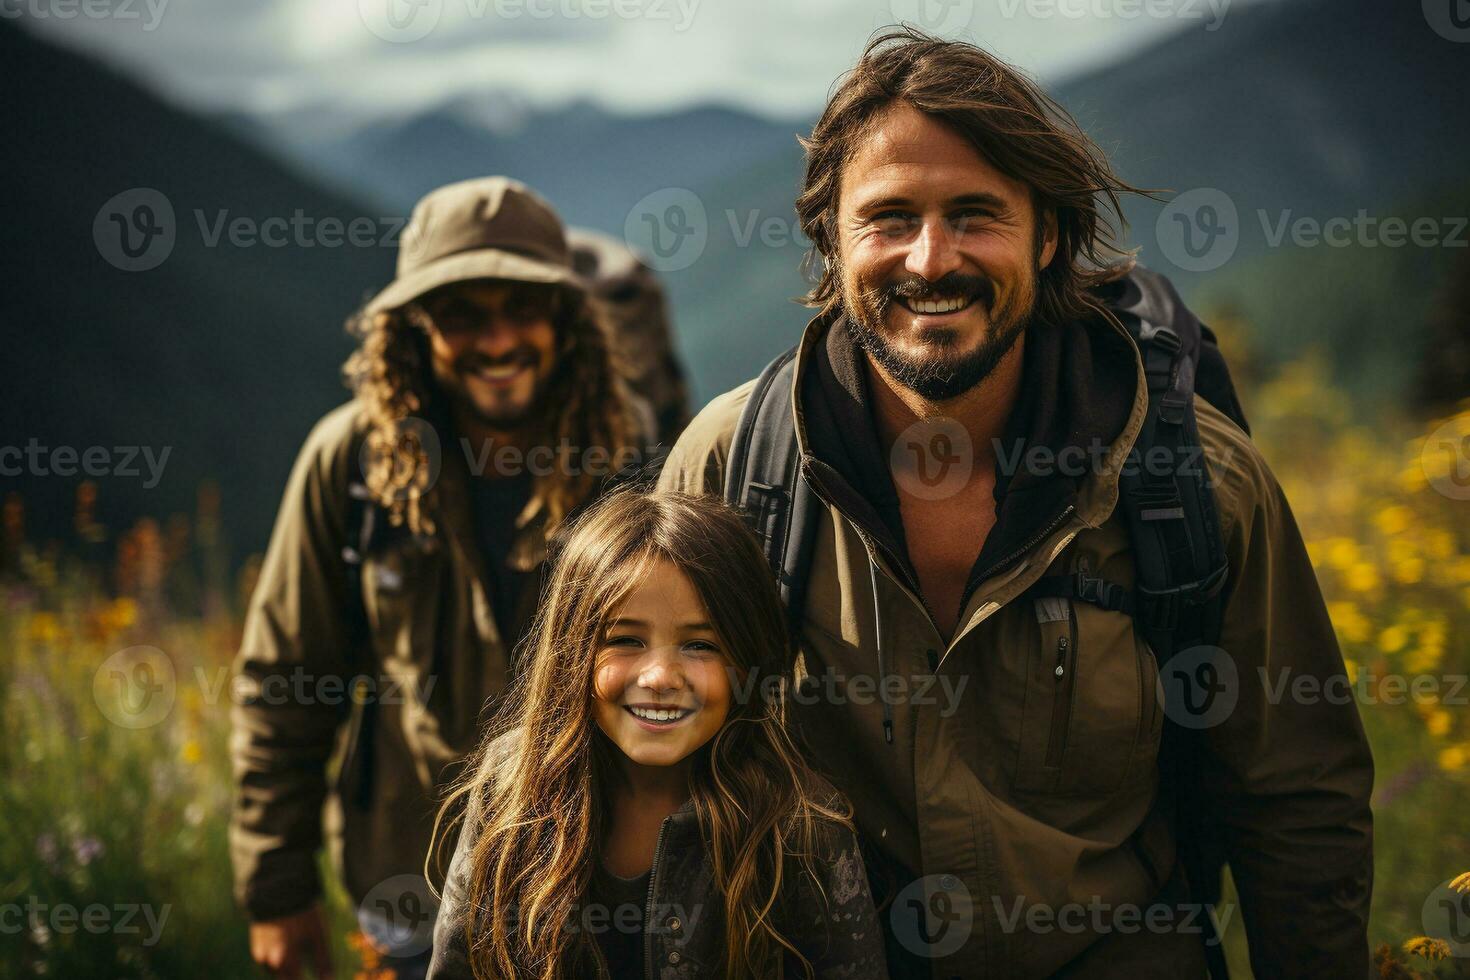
[1012,596,1163,798]
[363,540,444,671]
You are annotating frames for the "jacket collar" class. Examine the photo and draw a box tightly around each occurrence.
[791,301,1149,593]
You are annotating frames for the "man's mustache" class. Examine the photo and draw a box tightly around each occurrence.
[888,271,994,307]
[454,347,540,374]
[859,271,996,321]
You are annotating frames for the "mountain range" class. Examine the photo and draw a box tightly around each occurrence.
[3,0,1465,557]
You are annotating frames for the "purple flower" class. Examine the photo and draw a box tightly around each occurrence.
[72,836,104,866]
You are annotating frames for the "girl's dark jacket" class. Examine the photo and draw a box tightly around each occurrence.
[426,768,891,980]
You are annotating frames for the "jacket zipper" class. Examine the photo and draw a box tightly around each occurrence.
[956,503,1078,616]
[1045,611,1079,768]
[642,817,670,980]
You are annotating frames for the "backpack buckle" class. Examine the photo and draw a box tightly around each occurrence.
[1073,573,1131,613]
[1149,326,1181,354]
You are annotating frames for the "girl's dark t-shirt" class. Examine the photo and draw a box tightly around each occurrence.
[587,862,650,976]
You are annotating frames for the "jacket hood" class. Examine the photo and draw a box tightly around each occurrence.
[793,305,1143,598]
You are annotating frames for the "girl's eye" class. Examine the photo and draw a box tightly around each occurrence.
[683,640,721,656]
[605,635,644,649]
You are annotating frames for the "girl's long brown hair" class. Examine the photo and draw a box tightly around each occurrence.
[430,490,850,979]
[343,281,638,539]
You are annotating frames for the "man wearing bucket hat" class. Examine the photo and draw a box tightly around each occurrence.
[229,177,658,978]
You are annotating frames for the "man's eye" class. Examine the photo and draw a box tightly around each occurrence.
[429,305,479,333]
[951,210,994,233]
[872,211,914,235]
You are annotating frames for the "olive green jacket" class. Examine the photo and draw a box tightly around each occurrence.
[657,308,1374,979]
[229,401,555,923]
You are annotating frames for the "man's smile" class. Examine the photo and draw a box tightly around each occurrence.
[893,293,979,317]
[467,352,537,388]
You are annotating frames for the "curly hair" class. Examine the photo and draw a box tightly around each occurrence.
[342,282,638,539]
[796,25,1155,328]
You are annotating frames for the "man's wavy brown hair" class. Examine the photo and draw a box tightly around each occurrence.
[343,281,638,538]
[796,25,1152,328]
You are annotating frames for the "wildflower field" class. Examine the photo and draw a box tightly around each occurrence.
[2,360,1467,978]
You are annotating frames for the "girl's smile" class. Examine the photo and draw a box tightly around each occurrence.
[593,558,733,770]
[624,703,698,729]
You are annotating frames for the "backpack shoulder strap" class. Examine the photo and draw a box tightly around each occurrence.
[340,439,380,809]
[723,347,820,638]
[1028,266,1232,654]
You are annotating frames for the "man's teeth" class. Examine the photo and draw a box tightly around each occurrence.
[477,363,524,380]
[906,295,970,315]
[629,706,692,723]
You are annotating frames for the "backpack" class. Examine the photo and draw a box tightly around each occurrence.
[722,265,1249,979]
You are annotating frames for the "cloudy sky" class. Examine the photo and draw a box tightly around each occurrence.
[24,0,1260,121]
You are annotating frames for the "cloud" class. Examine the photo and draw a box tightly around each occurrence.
[20,0,1276,120]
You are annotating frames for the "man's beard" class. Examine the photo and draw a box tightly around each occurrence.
[843,268,1036,403]
[443,345,549,431]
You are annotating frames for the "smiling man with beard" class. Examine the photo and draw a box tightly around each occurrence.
[661,28,1373,979]
[229,177,658,980]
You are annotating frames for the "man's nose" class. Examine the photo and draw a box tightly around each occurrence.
[904,217,962,284]
[469,315,523,356]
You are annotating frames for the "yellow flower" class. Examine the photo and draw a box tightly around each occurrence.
[1403,936,1451,961]
[1374,504,1412,536]
[1397,463,1428,494]
[1426,710,1452,738]
[1425,529,1456,561]
[180,740,202,765]
[1344,562,1380,594]
[1391,558,1424,584]
[1439,745,1467,772]
[1327,602,1371,645]
[1377,625,1409,655]
[26,613,65,645]
[1324,538,1360,571]
[1407,643,1443,676]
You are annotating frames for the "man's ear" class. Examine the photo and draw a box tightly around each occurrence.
[1038,207,1059,271]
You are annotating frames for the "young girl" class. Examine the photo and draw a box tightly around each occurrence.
[426,490,889,979]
